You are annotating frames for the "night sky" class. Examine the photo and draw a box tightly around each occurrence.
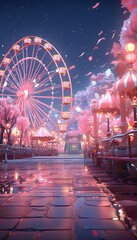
[0,0,129,95]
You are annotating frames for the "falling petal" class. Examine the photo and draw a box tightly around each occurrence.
[111,60,119,65]
[123,10,127,14]
[98,30,103,36]
[88,56,93,61]
[93,46,99,50]
[79,52,85,57]
[96,37,106,45]
[85,71,92,76]
[73,74,78,79]
[90,73,105,81]
[92,2,100,9]
[111,31,116,39]
[100,62,108,68]
[69,65,76,70]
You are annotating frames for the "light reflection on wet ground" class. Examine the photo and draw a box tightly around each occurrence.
[0,155,137,240]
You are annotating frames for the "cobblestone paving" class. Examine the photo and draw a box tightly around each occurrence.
[0,155,137,240]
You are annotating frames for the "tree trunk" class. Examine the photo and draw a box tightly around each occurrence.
[19,131,23,147]
[0,126,5,144]
[7,129,12,146]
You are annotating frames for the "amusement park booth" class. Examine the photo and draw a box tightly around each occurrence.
[64,130,82,154]
[31,126,58,156]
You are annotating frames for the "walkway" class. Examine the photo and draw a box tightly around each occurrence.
[0,154,137,240]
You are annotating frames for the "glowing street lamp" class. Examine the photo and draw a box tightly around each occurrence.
[125,43,135,52]
[125,43,136,64]
[132,96,137,128]
[106,113,111,137]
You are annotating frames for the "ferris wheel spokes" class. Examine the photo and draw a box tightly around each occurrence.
[0,36,72,130]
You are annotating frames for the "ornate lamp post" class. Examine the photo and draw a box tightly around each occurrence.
[106,113,111,137]
[90,99,98,143]
[132,96,137,128]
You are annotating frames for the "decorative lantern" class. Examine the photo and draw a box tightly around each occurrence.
[125,42,136,64]
[125,43,135,52]
[113,125,119,133]
[125,53,136,64]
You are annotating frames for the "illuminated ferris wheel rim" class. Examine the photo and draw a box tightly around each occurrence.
[1,35,72,80]
[0,36,73,131]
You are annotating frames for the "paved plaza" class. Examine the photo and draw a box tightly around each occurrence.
[0,154,137,240]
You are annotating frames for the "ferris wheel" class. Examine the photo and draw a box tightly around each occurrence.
[0,36,73,131]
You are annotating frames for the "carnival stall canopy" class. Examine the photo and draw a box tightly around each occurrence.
[32,126,54,141]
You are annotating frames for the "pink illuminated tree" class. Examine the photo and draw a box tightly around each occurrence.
[78,110,92,135]
[74,70,115,111]
[78,110,93,150]
[0,97,20,145]
[16,116,30,147]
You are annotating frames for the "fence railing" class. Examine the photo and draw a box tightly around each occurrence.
[97,129,137,158]
[0,145,58,163]
[88,129,137,177]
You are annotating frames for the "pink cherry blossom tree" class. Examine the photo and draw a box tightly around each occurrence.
[0,97,20,145]
[78,110,93,150]
[78,110,92,135]
[74,70,115,111]
[16,116,30,147]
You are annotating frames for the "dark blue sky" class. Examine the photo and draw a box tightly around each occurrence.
[0,0,129,95]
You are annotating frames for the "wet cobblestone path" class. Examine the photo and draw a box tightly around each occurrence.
[0,155,137,240]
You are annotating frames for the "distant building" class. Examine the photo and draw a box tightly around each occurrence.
[64,130,82,154]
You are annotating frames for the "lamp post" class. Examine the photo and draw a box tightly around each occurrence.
[132,96,137,128]
[106,113,111,137]
[91,99,98,143]
[119,94,128,134]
